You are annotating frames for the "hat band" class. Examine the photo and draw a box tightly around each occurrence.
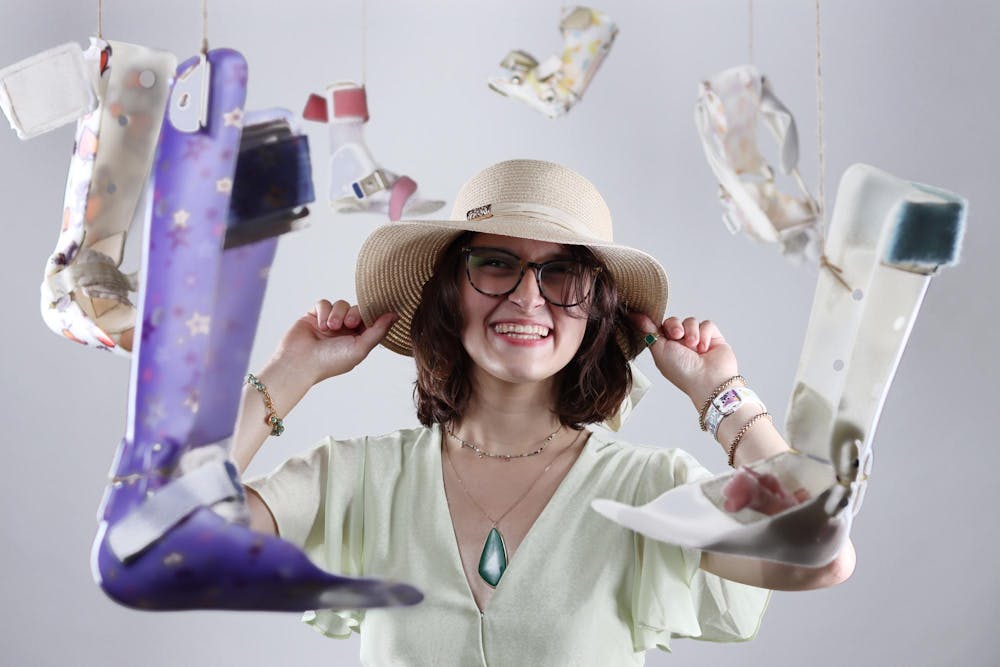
[465,201,608,242]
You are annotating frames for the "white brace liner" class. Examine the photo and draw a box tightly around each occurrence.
[695,65,820,261]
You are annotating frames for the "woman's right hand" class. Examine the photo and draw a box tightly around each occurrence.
[233,300,394,474]
[275,299,398,386]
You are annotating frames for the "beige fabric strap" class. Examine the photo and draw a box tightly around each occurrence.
[485,201,604,241]
[46,248,137,305]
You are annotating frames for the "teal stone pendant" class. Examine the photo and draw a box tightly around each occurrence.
[478,527,508,587]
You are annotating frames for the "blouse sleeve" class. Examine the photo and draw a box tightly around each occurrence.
[630,447,771,653]
[244,435,367,638]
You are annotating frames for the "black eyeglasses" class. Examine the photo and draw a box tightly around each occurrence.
[461,246,601,307]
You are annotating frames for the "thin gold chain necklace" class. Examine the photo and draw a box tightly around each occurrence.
[446,423,562,461]
[443,428,581,588]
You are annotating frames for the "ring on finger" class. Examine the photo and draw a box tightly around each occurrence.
[643,332,660,348]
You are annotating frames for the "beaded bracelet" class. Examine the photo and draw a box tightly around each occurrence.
[697,374,748,431]
[728,411,772,467]
[246,372,284,436]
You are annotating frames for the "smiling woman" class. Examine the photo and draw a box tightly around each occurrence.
[411,230,633,428]
[457,237,597,372]
[231,159,853,666]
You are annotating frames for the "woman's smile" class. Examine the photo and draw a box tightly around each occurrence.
[488,319,553,346]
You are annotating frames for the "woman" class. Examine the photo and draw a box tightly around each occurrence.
[232,159,855,665]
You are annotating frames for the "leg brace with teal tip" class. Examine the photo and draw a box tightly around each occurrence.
[593,163,965,566]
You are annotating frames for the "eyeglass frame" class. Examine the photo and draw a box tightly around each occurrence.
[460,246,603,308]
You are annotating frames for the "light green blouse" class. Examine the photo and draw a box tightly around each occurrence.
[246,424,770,666]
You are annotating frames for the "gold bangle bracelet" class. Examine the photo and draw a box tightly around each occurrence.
[728,411,772,467]
[698,374,748,431]
[246,372,284,436]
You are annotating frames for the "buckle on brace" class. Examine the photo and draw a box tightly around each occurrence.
[352,169,389,199]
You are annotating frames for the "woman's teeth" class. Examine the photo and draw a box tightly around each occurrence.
[492,323,550,339]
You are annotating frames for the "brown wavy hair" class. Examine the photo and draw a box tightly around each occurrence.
[411,232,640,428]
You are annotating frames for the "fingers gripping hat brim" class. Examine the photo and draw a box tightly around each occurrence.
[355,159,669,358]
[355,222,460,356]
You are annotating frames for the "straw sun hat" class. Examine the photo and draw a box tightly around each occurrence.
[356,159,669,358]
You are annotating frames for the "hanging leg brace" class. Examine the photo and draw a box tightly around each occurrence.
[93,49,422,611]
[593,163,965,566]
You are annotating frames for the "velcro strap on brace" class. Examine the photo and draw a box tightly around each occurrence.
[107,458,243,561]
[352,168,390,199]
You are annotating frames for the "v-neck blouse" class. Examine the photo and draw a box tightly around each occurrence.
[246,425,770,666]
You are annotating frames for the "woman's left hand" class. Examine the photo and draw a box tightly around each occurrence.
[629,313,739,407]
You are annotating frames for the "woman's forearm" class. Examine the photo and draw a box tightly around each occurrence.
[231,355,314,474]
[711,400,791,466]
[231,304,399,474]
[690,390,857,589]
[700,540,856,591]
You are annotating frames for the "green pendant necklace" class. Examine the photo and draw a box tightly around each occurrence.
[443,426,579,588]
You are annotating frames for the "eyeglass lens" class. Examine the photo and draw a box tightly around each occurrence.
[466,248,595,307]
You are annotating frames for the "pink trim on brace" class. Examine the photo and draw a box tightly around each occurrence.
[388,176,417,221]
[302,93,329,122]
[333,87,369,122]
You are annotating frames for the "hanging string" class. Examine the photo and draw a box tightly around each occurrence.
[361,0,368,85]
[814,0,825,234]
[813,0,851,292]
[747,0,754,64]
[201,0,209,54]
[97,0,103,39]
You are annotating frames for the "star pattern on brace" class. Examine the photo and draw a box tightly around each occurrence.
[185,312,211,336]
[259,265,271,280]
[143,399,165,428]
[223,107,244,128]
[183,137,209,160]
[167,224,189,249]
[163,552,184,567]
[152,345,173,367]
[141,308,162,344]
[216,178,233,194]
[183,391,200,414]
[172,209,190,228]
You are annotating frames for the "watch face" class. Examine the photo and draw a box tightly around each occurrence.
[716,388,743,413]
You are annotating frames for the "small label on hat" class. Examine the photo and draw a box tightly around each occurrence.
[466,204,493,221]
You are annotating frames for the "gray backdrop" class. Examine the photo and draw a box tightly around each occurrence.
[1,1,996,665]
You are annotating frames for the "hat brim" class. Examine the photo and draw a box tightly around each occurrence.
[355,216,669,358]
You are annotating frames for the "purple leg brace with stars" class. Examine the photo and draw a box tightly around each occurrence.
[91,48,423,612]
